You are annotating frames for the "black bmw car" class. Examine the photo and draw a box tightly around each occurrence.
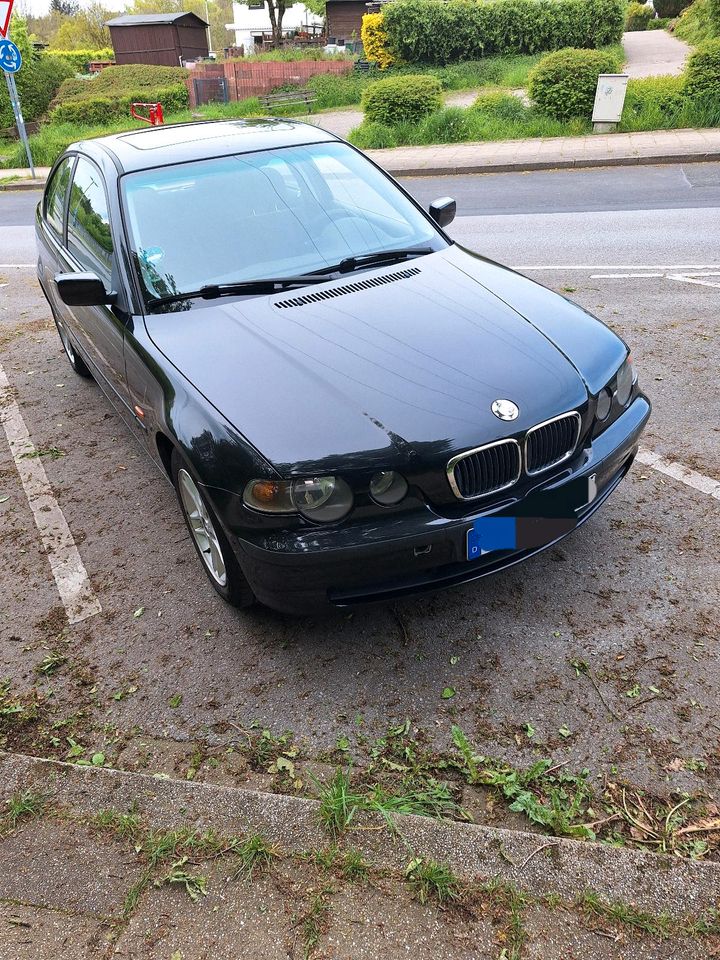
[36,119,650,614]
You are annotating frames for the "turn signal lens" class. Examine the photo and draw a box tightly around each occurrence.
[369,470,408,506]
[291,476,353,522]
[243,479,294,513]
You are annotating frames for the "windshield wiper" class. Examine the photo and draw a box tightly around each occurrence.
[146,273,333,309]
[310,247,435,277]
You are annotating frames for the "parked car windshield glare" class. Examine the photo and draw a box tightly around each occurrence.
[121,142,446,306]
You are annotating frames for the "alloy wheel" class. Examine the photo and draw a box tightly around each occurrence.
[177,468,227,586]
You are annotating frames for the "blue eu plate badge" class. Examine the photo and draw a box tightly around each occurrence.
[467,516,516,559]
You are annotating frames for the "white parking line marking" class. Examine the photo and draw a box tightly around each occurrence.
[0,263,35,268]
[666,272,720,289]
[637,447,720,501]
[0,362,102,624]
[590,273,664,279]
[515,264,720,271]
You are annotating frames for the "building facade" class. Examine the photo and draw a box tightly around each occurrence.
[225,1,324,53]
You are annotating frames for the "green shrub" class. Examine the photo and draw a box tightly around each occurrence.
[473,91,528,120]
[528,47,623,121]
[711,0,720,32]
[305,71,377,108]
[647,15,672,26]
[361,74,442,124]
[652,0,690,14]
[42,49,114,73]
[625,2,654,28]
[622,74,684,117]
[416,106,475,141]
[685,37,720,99]
[50,64,189,124]
[0,51,74,128]
[619,73,720,128]
[675,0,716,42]
[348,120,400,148]
[381,0,625,66]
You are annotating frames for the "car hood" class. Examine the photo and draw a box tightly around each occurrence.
[145,247,618,475]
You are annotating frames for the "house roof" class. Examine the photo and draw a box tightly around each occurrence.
[105,12,209,27]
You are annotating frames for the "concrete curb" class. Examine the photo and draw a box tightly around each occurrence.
[2,750,719,921]
[3,150,720,188]
[368,151,720,178]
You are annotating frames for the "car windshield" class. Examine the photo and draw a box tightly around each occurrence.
[122,141,445,305]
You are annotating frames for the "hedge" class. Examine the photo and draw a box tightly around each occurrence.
[361,74,442,123]
[361,13,394,69]
[42,48,114,74]
[0,53,74,128]
[528,47,623,121]
[380,0,625,65]
[625,2,654,28]
[49,64,189,124]
[684,36,720,99]
[652,0,690,16]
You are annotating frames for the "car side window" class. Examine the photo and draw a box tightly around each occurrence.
[67,157,114,281]
[44,157,74,238]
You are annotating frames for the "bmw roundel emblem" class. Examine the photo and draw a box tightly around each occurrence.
[491,399,519,421]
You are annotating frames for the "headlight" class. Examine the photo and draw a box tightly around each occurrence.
[595,388,612,421]
[615,356,634,406]
[292,476,353,522]
[243,475,354,522]
[369,470,408,506]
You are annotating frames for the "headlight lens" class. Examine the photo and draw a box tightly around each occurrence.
[595,388,612,421]
[291,476,353,522]
[243,479,294,513]
[615,357,634,406]
[369,470,408,506]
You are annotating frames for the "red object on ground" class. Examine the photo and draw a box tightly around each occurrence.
[130,102,165,126]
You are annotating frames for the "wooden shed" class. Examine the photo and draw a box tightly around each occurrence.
[106,12,209,68]
[325,0,368,44]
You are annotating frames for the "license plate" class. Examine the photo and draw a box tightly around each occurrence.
[466,474,597,561]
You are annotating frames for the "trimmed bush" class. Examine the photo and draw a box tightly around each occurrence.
[361,13,394,69]
[361,74,442,124]
[381,0,625,66]
[528,47,622,121]
[42,49,114,73]
[675,0,716,43]
[622,75,684,117]
[50,64,189,124]
[625,2,654,28]
[684,37,720,99]
[711,0,720,32]
[0,51,74,128]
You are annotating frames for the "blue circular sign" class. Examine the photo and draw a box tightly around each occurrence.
[0,39,22,74]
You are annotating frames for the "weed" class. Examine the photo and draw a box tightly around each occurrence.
[298,887,333,959]
[314,768,362,835]
[364,780,461,824]
[155,857,208,901]
[405,857,461,905]
[19,446,64,460]
[340,849,370,881]
[4,789,46,827]
[93,806,140,840]
[142,827,224,867]
[123,869,151,917]
[36,651,67,676]
[579,891,675,938]
[230,833,278,880]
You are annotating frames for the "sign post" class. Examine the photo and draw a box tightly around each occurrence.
[0,5,35,178]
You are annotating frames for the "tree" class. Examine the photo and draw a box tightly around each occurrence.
[49,4,113,49]
[50,0,80,15]
[126,0,234,54]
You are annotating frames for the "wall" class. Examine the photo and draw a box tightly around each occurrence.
[325,1,366,43]
[110,22,208,67]
[186,58,353,106]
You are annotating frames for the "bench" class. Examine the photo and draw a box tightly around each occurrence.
[354,59,377,73]
[259,88,317,114]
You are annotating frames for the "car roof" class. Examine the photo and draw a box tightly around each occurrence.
[76,119,340,175]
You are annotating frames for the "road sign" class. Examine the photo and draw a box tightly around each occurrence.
[0,37,21,73]
[0,0,13,39]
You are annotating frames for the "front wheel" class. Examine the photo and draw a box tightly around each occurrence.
[54,314,92,378]
[171,450,255,608]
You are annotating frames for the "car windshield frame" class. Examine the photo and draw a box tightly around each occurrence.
[119,140,449,312]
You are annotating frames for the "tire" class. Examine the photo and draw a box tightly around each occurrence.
[53,313,92,378]
[171,449,256,608]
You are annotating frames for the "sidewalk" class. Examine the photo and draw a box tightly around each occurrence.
[623,29,689,78]
[2,128,720,190]
[1,752,719,959]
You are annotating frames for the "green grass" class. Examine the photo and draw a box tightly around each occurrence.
[4,789,47,828]
[405,857,462,905]
[230,833,278,880]
[154,856,208,901]
[93,807,141,840]
[315,768,362,834]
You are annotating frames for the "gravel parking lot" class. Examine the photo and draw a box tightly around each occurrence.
[1,172,718,860]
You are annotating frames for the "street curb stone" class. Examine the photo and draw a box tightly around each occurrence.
[2,750,719,922]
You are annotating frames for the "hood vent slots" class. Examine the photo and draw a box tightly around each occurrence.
[274,266,421,309]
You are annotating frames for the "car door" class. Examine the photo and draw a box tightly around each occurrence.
[54,155,130,410]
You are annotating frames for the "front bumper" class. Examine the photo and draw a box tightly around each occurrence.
[233,396,651,615]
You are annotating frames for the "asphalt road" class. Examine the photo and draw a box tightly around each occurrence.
[1,164,719,820]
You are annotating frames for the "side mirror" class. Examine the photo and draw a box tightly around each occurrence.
[54,272,116,307]
[429,197,456,228]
